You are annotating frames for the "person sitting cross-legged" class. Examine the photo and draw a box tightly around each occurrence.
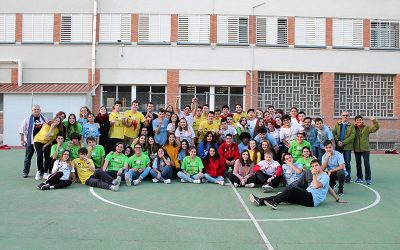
[254,151,283,192]
[150,148,172,184]
[123,143,152,186]
[177,147,204,184]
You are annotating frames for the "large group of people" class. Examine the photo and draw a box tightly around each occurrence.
[19,96,379,209]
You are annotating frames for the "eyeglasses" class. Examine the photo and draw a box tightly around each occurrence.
[134,147,142,149]
[342,114,349,117]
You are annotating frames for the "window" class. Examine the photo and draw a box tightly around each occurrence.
[180,86,210,108]
[102,85,131,112]
[138,14,170,44]
[214,87,243,110]
[178,15,210,44]
[256,16,287,46]
[136,86,166,111]
[258,72,321,116]
[295,17,326,47]
[22,14,53,43]
[370,20,399,49]
[99,14,131,43]
[332,18,363,48]
[61,14,92,43]
[217,16,248,45]
[0,14,15,43]
[334,74,394,117]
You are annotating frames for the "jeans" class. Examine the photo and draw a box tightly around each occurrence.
[204,174,224,183]
[315,147,325,162]
[23,144,35,174]
[177,171,202,183]
[150,166,172,182]
[125,167,151,182]
[355,151,371,180]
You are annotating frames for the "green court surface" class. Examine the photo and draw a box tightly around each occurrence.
[1,149,399,249]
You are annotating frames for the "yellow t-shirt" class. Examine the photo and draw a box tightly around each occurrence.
[108,112,124,139]
[33,124,59,144]
[193,116,205,135]
[198,120,219,142]
[124,110,146,138]
[73,158,94,184]
[233,112,248,123]
[248,150,261,164]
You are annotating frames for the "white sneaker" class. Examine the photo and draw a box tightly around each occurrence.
[164,179,171,184]
[245,183,255,188]
[180,179,187,183]
[262,184,274,193]
[113,176,121,186]
[133,179,141,186]
[110,185,119,192]
[35,171,41,181]
[124,173,131,186]
[43,173,49,180]
[233,182,239,188]
[152,178,159,183]
[217,181,224,186]
[193,179,201,184]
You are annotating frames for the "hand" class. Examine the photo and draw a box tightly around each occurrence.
[117,169,123,176]
[157,172,161,179]
[240,179,245,186]
[370,116,375,121]
[328,170,332,176]
[20,140,25,146]
[197,172,203,178]
[336,198,348,204]
[267,177,274,183]
[138,168,144,173]
[337,141,343,147]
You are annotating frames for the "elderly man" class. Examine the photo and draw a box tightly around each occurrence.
[19,105,47,178]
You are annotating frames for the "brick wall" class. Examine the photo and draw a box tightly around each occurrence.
[171,14,178,43]
[131,14,138,43]
[288,16,295,46]
[321,72,335,126]
[249,15,256,45]
[363,19,370,48]
[0,113,3,134]
[210,14,217,44]
[11,68,18,85]
[166,70,179,105]
[326,17,332,47]
[245,71,258,110]
[53,13,61,43]
[15,13,22,42]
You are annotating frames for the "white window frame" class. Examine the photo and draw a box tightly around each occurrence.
[295,17,326,47]
[332,18,363,48]
[370,20,400,49]
[99,14,131,43]
[61,14,92,43]
[22,14,54,43]
[217,15,249,45]
[0,14,16,43]
[178,14,210,44]
[256,16,288,46]
[138,14,171,44]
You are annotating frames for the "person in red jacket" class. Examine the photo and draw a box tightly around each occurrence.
[254,151,283,192]
[203,147,226,185]
[218,134,240,173]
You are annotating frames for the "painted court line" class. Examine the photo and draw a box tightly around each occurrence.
[228,181,274,250]
[90,183,380,223]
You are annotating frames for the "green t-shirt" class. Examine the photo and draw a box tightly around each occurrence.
[296,157,313,171]
[181,156,203,175]
[89,145,105,168]
[105,153,128,171]
[50,144,66,160]
[127,154,151,170]
[63,121,83,141]
[288,140,312,162]
[63,142,81,161]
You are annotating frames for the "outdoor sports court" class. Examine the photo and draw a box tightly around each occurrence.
[1,149,399,249]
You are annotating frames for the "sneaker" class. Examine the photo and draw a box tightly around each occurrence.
[264,200,278,210]
[152,178,159,183]
[354,178,363,184]
[35,171,41,181]
[110,185,119,192]
[133,179,141,186]
[193,179,201,184]
[180,179,187,183]
[233,183,239,188]
[37,182,46,189]
[23,172,28,178]
[217,181,224,186]
[262,184,274,193]
[366,180,372,185]
[43,173,49,180]
[201,178,206,183]
[113,176,121,186]
[40,184,51,191]
[345,177,351,183]
[245,183,255,188]
[338,189,344,196]
[249,193,261,206]
[164,179,171,184]
[124,173,131,186]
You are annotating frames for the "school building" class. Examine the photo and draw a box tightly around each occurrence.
[0,0,399,147]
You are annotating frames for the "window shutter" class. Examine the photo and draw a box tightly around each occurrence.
[0,14,16,43]
[22,14,54,43]
[139,14,170,43]
[61,14,92,43]
[99,14,131,43]
[332,18,363,47]
[370,20,400,48]
[61,15,71,42]
[218,16,248,44]
[256,16,287,45]
[295,17,326,47]
[178,15,210,43]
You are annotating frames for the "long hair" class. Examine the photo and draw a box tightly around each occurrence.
[203,146,219,166]
[239,150,253,167]
[164,133,178,147]
[180,139,190,156]
[156,148,170,169]
[202,131,217,144]
[58,149,72,170]
[178,118,189,131]
[147,136,159,155]
[67,114,78,132]
[95,106,109,122]
[253,118,265,136]
[169,113,179,130]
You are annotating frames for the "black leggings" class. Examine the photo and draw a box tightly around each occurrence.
[261,185,314,207]
[226,173,257,186]
[85,169,114,190]
[45,172,72,189]
[255,171,282,187]
[34,142,52,174]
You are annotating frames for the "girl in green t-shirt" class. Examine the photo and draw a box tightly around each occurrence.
[295,146,313,171]
[177,147,204,183]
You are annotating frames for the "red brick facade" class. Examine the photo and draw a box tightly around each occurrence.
[166,70,179,105]
[170,14,178,43]
[288,16,295,45]
[11,68,18,85]
[363,19,370,48]
[326,17,332,47]
[321,72,335,126]
[210,14,217,44]
[245,71,258,110]
[53,13,61,43]
[15,13,22,42]
[131,14,138,43]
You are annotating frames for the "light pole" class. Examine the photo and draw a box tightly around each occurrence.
[251,2,266,109]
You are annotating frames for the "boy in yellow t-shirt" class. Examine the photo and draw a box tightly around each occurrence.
[198,111,219,143]
[124,100,147,145]
[108,103,125,150]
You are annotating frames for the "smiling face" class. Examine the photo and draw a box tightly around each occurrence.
[100,106,107,115]
[302,148,311,158]
[61,151,70,161]
[249,140,257,150]
[209,147,216,157]
[157,148,164,157]
[284,154,293,164]
[189,148,197,158]
[179,119,187,128]
[342,112,350,123]
[115,143,124,153]
[139,135,146,144]
[241,151,249,161]
[168,134,175,144]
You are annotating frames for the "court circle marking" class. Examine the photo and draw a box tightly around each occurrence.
[89,183,381,222]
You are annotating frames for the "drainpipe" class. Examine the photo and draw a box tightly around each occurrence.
[0,59,22,86]
[91,0,98,92]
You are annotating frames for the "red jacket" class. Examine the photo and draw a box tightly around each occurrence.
[218,142,240,161]
[204,157,226,177]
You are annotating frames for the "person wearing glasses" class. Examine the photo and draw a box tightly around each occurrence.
[123,143,152,186]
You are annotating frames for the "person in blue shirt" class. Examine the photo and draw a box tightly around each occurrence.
[302,117,319,157]
[198,131,219,159]
[321,140,346,196]
[315,118,335,162]
[153,108,169,146]
[281,153,303,185]
[253,127,279,155]
[238,132,251,153]
[249,159,332,209]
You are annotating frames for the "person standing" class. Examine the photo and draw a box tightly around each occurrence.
[152,108,169,146]
[142,102,158,137]
[19,105,47,178]
[332,111,355,183]
[353,116,379,185]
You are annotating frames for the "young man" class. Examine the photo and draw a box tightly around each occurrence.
[218,118,238,143]
[64,132,82,161]
[238,132,251,153]
[302,117,319,158]
[267,105,275,118]
[123,143,151,186]
[86,136,106,169]
[233,104,248,123]
[253,127,279,154]
[353,116,379,185]
[73,147,121,191]
[250,159,331,209]
[124,100,147,146]
[50,134,66,161]
[102,142,128,179]
[109,103,125,150]
[220,105,234,120]
[281,153,303,185]
[315,118,335,161]
[214,109,222,125]
[153,108,169,146]
[332,111,355,183]
[289,132,312,162]
[192,104,205,139]
[142,102,158,137]
[19,104,47,178]
[218,134,240,172]
[174,96,195,127]
[321,140,345,196]
[198,111,219,143]
[246,109,257,138]
[280,114,303,153]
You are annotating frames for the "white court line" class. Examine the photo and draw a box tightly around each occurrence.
[228,181,274,250]
[90,183,380,223]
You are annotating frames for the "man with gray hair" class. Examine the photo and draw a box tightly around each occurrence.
[19,105,47,178]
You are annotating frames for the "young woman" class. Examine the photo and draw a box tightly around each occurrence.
[248,140,261,164]
[147,136,158,162]
[82,113,100,145]
[150,148,172,184]
[203,147,225,185]
[64,114,82,141]
[274,117,282,129]
[124,146,133,157]
[95,106,110,153]
[37,150,74,190]
[177,147,204,183]
[33,116,62,179]
[167,113,179,134]
[77,106,91,126]
[236,117,250,137]
[227,150,256,188]
[175,118,195,146]
[296,146,314,171]
[163,133,181,178]
[54,111,66,140]
[132,135,149,155]
[178,139,190,165]
[198,131,219,159]
[253,118,266,137]
[165,104,175,114]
